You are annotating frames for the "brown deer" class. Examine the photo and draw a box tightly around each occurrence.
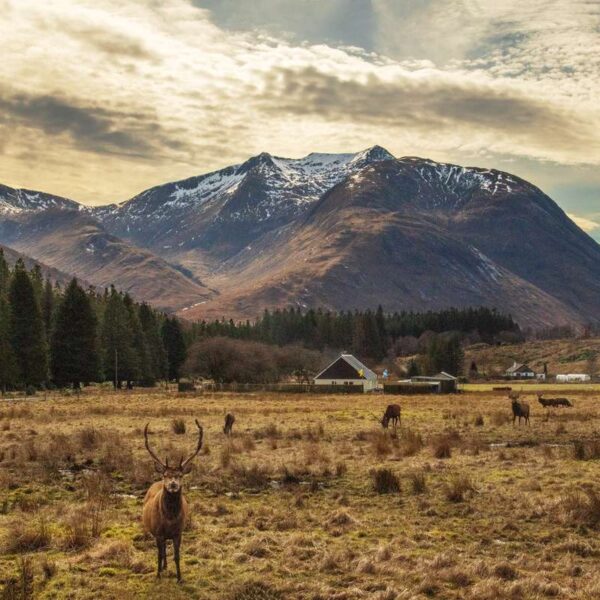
[510,395,530,425]
[381,404,401,429]
[537,394,572,408]
[223,413,235,435]
[142,419,203,582]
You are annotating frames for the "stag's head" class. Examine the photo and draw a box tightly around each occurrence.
[144,420,203,494]
[381,415,389,429]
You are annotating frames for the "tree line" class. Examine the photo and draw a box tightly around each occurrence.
[0,250,186,392]
[187,306,518,362]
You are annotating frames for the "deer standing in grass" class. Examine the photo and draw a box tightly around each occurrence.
[142,419,203,582]
[223,413,235,435]
[381,404,401,429]
[509,393,530,425]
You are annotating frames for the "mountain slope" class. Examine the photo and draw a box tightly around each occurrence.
[0,209,212,311]
[1,148,599,327]
[0,243,91,288]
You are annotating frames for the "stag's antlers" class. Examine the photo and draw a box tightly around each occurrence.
[181,419,203,469]
[144,419,203,471]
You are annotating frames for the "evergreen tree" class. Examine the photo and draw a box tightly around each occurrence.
[139,303,168,383]
[8,260,48,387]
[123,294,152,386]
[101,288,138,388]
[42,278,54,335]
[161,317,186,381]
[0,249,10,295]
[0,295,18,393]
[51,279,100,388]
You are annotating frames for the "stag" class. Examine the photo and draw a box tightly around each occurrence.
[223,413,235,435]
[381,404,401,429]
[142,419,203,582]
[537,394,572,408]
[510,396,530,425]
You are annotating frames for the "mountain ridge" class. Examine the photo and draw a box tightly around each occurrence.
[0,147,598,328]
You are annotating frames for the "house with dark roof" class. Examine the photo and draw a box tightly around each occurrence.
[313,353,377,392]
[505,362,536,379]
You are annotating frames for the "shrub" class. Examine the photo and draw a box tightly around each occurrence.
[371,431,392,457]
[172,419,186,435]
[371,468,401,494]
[399,428,424,457]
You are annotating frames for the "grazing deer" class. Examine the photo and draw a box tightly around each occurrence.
[510,395,530,425]
[142,419,203,582]
[223,413,235,435]
[381,404,401,429]
[537,394,572,408]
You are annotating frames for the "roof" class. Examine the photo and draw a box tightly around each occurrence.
[314,354,377,381]
[435,372,458,381]
[506,362,534,374]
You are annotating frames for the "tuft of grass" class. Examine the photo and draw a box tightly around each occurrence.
[573,440,600,460]
[562,489,600,528]
[172,419,186,435]
[408,471,427,495]
[432,436,452,459]
[3,516,51,553]
[371,468,401,494]
[228,581,282,600]
[443,474,475,503]
[474,414,484,427]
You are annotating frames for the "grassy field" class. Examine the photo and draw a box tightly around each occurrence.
[2,389,600,599]
[461,383,600,394]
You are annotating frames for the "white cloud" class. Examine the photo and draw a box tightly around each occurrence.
[0,0,598,206]
[568,213,600,234]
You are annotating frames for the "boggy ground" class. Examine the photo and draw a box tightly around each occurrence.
[1,389,600,599]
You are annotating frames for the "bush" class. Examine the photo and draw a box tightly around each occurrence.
[563,489,600,528]
[432,437,452,459]
[371,468,401,494]
[4,516,51,553]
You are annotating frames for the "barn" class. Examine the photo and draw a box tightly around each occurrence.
[505,362,536,379]
[313,353,377,392]
[411,372,459,394]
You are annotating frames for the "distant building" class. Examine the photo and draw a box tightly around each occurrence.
[556,374,591,383]
[412,371,458,394]
[313,353,377,392]
[505,362,536,379]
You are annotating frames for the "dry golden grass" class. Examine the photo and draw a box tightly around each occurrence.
[1,387,600,598]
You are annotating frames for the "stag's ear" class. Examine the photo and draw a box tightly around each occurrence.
[182,463,193,475]
[155,461,166,474]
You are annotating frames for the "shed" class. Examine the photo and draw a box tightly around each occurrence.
[505,362,536,379]
[412,371,458,393]
[314,353,377,392]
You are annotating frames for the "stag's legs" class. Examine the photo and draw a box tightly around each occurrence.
[174,535,182,582]
[156,538,165,577]
[162,541,167,570]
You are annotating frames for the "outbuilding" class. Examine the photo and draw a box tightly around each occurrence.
[313,353,377,392]
[556,374,591,383]
[411,371,458,394]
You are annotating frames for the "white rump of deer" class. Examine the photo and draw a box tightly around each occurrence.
[142,419,203,582]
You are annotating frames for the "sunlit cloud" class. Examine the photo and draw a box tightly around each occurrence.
[568,213,600,234]
[0,0,598,228]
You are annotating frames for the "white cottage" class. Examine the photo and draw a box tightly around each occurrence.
[313,353,377,392]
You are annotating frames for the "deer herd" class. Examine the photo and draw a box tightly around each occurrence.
[140,389,573,581]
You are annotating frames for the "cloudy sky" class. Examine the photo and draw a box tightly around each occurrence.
[1,0,599,240]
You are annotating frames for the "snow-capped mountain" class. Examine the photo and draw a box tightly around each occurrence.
[0,184,80,215]
[92,145,395,254]
[0,147,598,327]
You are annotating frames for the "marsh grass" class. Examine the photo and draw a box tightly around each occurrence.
[2,389,600,598]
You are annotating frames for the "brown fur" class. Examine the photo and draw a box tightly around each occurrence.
[142,420,202,582]
[382,404,401,429]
